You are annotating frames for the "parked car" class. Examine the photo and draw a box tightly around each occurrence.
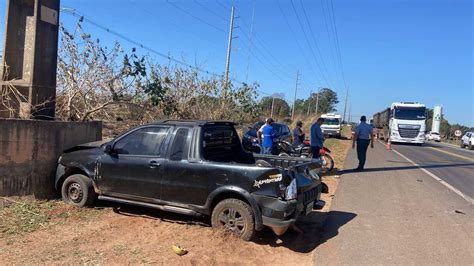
[242,121,292,154]
[426,132,441,142]
[461,132,474,150]
[55,120,322,240]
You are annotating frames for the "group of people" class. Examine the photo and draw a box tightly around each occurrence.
[256,117,326,159]
[256,115,374,171]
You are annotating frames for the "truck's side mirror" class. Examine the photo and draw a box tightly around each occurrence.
[103,144,112,154]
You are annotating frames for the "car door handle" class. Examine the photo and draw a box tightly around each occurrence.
[149,160,161,168]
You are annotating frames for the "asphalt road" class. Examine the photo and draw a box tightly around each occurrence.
[393,141,474,201]
[314,141,474,265]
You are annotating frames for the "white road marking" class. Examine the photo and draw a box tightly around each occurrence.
[378,140,474,204]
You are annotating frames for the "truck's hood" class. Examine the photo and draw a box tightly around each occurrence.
[63,140,109,153]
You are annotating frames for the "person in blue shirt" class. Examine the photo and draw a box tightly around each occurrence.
[257,118,275,154]
[352,115,374,170]
[310,117,325,159]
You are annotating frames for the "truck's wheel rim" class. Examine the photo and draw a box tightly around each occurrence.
[67,183,83,203]
[218,208,245,234]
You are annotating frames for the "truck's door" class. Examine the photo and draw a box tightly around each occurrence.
[98,126,172,200]
[160,127,210,206]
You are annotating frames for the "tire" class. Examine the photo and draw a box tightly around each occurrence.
[469,142,473,150]
[321,154,335,173]
[461,142,466,149]
[61,174,96,207]
[211,199,255,241]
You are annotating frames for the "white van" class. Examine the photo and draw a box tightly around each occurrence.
[320,113,342,138]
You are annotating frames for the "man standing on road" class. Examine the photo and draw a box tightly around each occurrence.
[257,118,275,155]
[293,121,305,145]
[310,118,325,159]
[352,115,374,170]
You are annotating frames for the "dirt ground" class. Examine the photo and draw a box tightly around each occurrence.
[0,139,351,265]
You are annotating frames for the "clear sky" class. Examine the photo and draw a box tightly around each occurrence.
[0,0,472,126]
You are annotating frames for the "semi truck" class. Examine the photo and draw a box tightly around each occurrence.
[373,102,426,144]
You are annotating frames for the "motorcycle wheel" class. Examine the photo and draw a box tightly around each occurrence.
[321,154,334,173]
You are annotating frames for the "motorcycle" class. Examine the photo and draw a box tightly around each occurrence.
[276,139,335,173]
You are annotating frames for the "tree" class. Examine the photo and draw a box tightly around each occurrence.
[55,19,259,126]
[258,96,290,118]
[56,21,148,121]
[315,88,339,114]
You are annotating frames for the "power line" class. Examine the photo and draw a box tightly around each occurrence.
[320,0,345,93]
[289,0,335,90]
[167,1,227,33]
[237,27,294,82]
[61,9,226,79]
[298,0,339,92]
[276,0,324,87]
[194,0,229,23]
[328,0,349,92]
[126,1,222,51]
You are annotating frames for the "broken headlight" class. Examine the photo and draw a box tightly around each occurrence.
[285,178,297,200]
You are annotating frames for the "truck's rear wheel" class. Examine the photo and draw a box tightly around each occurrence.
[61,174,96,207]
[211,199,255,241]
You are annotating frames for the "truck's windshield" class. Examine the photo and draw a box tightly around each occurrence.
[323,118,340,125]
[394,107,426,120]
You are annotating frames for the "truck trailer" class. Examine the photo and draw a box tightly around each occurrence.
[373,102,426,144]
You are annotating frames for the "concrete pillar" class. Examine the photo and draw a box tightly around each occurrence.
[0,0,60,120]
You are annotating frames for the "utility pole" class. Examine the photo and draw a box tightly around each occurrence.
[224,6,235,87]
[315,87,321,116]
[270,96,275,117]
[348,103,352,124]
[245,2,255,82]
[342,89,348,124]
[307,90,312,116]
[291,70,299,120]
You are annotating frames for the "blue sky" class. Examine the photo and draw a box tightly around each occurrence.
[1,0,472,126]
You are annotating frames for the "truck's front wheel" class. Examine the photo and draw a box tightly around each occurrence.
[211,199,255,241]
[61,174,96,207]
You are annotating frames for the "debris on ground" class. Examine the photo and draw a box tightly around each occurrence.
[171,245,188,256]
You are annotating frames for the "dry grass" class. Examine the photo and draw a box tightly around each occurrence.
[0,198,103,239]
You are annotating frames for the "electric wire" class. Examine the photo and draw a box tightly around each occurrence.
[276,0,325,88]
[298,0,340,93]
[329,0,349,91]
[61,9,230,81]
[289,0,335,90]
[167,1,227,33]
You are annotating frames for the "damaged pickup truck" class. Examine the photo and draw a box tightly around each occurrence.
[56,120,322,240]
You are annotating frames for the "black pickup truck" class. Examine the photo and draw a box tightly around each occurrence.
[55,120,322,240]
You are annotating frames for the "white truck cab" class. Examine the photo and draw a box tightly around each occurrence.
[389,102,426,144]
[320,113,342,138]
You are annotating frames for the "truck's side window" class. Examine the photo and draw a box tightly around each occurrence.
[170,128,189,161]
[113,127,170,156]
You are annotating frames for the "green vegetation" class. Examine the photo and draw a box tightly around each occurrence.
[0,200,54,235]
[0,199,103,237]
